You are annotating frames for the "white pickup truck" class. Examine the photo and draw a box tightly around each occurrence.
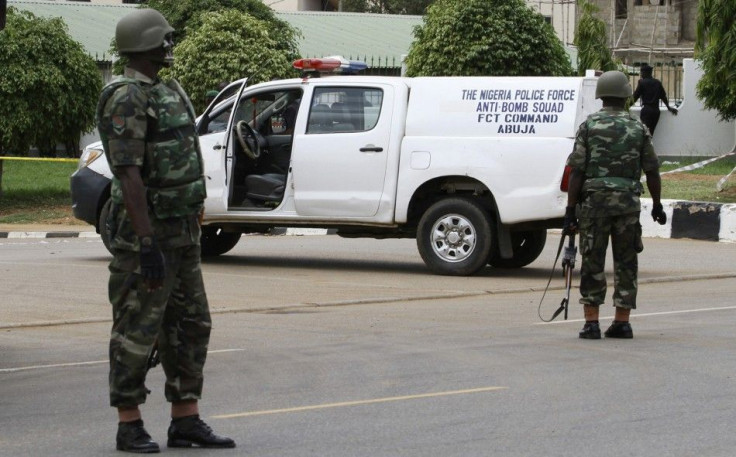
[71,70,600,275]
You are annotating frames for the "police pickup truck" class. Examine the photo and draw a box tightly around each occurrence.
[71,59,600,276]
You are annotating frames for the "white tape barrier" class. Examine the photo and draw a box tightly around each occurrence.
[643,151,736,191]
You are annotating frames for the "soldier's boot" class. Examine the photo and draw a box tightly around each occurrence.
[579,321,601,339]
[116,419,160,454]
[605,321,633,339]
[167,415,236,449]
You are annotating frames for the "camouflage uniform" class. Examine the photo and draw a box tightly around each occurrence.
[566,106,659,310]
[97,67,209,407]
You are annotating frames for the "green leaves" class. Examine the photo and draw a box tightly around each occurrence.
[575,0,616,75]
[404,0,572,77]
[111,1,301,114]
[0,9,102,156]
[696,0,736,121]
[169,10,296,113]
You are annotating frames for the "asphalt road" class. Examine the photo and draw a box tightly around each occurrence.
[1,234,736,456]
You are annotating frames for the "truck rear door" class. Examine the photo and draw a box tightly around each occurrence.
[291,83,394,217]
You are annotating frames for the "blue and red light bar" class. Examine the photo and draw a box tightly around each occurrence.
[292,56,368,75]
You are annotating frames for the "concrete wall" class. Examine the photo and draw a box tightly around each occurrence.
[630,3,681,46]
[681,0,697,42]
[630,59,736,157]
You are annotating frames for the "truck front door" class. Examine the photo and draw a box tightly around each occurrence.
[291,84,393,217]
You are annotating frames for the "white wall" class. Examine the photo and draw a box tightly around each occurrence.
[629,59,736,157]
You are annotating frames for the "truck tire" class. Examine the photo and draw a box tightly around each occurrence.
[201,226,241,257]
[416,197,493,276]
[99,198,113,254]
[488,229,547,269]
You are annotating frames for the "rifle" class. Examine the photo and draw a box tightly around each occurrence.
[539,230,577,322]
[147,339,160,372]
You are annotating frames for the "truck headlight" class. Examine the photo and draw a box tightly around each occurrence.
[78,148,103,169]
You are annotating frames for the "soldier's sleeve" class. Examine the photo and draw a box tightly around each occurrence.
[101,85,148,172]
[640,127,659,172]
[566,121,588,171]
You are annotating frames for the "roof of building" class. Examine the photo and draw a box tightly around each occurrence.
[7,1,423,63]
[8,1,577,69]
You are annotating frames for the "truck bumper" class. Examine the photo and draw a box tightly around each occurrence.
[70,167,110,229]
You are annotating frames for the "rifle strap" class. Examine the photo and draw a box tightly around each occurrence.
[537,232,569,322]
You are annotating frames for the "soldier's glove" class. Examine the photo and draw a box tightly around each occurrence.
[562,206,578,234]
[669,107,678,115]
[651,203,667,225]
[140,236,166,282]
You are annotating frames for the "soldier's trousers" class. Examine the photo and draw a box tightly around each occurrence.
[578,213,641,309]
[108,244,211,408]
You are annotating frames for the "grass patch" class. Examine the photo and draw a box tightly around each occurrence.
[657,155,736,203]
[1,154,736,225]
[0,160,82,224]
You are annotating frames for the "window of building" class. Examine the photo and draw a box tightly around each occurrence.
[615,0,628,18]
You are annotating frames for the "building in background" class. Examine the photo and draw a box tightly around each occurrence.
[527,0,577,47]
[587,0,697,64]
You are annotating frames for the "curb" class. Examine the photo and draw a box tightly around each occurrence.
[0,231,100,239]
[641,199,736,242]
[1,200,734,242]
[0,228,335,239]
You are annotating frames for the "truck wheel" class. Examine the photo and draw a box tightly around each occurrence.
[488,229,547,269]
[99,198,113,254]
[416,197,493,276]
[201,227,241,257]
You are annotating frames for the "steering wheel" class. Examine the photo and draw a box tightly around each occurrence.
[235,120,263,160]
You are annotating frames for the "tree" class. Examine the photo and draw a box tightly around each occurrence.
[113,0,300,73]
[574,0,616,75]
[340,0,434,14]
[0,8,102,157]
[696,0,736,121]
[404,0,572,77]
[168,10,295,113]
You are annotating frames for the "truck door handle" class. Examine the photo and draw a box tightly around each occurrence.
[359,145,383,152]
[213,143,223,150]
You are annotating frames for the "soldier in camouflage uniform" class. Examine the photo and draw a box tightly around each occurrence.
[563,70,667,340]
[97,9,235,453]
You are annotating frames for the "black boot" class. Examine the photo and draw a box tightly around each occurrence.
[168,415,236,449]
[116,419,160,454]
[579,321,601,339]
[605,321,633,339]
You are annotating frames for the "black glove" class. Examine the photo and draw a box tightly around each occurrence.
[140,237,166,282]
[668,107,678,115]
[651,202,667,225]
[562,206,578,234]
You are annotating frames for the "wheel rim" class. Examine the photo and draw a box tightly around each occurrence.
[429,213,476,263]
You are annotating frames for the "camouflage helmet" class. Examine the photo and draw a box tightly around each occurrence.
[116,9,174,54]
[595,70,633,99]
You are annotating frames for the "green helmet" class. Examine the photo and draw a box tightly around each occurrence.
[116,9,174,54]
[595,70,633,99]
